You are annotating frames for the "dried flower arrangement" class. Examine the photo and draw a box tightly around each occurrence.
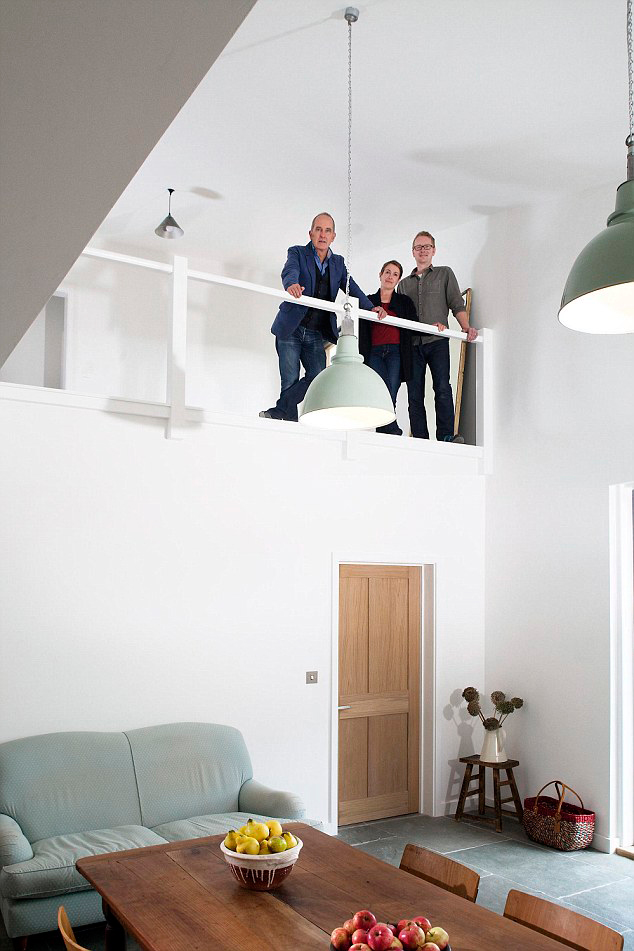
[462,687,524,730]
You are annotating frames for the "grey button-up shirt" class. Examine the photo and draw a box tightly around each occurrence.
[397,265,466,345]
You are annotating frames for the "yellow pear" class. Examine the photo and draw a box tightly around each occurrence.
[223,830,239,851]
[282,832,298,850]
[268,835,287,853]
[236,836,260,855]
[245,819,270,842]
[258,839,272,854]
[267,819,283,837]
[238,824,249,835]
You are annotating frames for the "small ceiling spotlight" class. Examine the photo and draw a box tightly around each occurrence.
[154,188,184,239]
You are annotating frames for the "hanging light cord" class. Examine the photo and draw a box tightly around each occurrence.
[625,0,634,181]
[344,12,353,319]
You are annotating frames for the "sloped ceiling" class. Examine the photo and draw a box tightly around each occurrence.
[0,0,256,365]
[90,0,627,283]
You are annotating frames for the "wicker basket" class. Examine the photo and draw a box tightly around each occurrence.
[523,780,594,851]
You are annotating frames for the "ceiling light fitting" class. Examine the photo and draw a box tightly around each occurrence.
[155,188,184,239]
[559,0,634,333]
[300,7,396,430]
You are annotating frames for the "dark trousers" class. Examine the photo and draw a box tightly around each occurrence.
[406,338,455,440]
[368,344,402,435]
[266,326,327,421]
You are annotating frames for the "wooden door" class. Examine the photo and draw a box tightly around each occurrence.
[338,564,421,825]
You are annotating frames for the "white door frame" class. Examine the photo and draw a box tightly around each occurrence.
[327,551,437,836]
[609,482,634,852]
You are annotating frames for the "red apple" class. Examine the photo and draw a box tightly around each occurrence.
[420,944,440,951]
[353,910,377,931]
[352,930,369,945]
[398,925,426,950]
[367,924,394,951]
[389,939,404,950]
[350,945,372,951]
[412,917,432,934]
[397,919,417,932]
[425,927,449,950]
[331,927,352,950]
[343,919,357,936]
[386,924,399,935]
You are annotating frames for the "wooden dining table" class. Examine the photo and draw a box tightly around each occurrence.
[76,822,567,951]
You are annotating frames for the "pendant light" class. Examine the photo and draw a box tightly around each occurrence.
[155,188,184,239]
[558,0,634,333]
[300,8,396,430]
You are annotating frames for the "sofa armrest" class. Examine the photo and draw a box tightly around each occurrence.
[0,814,33,868]
[239,779,306,821]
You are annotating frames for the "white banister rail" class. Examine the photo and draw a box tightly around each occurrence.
[76,247,490,458]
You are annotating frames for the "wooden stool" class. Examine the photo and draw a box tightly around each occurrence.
[454,755,523,833]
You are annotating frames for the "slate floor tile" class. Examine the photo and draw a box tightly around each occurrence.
[562,876,634,931]
[442,839,630,897]
[569,848,634,879]
[473,873,551,915]
[336,822,399,845]
[368,814,507,852]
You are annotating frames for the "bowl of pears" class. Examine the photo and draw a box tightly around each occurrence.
[220,819,303,891]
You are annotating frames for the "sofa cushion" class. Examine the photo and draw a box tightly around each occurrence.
[125,723,252,828]
[0,732,142,842]
[0,825,167,900]
[151,811,272,842]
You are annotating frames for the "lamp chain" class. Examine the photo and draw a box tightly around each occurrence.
[627,0,634,139]
[344,15,353,308]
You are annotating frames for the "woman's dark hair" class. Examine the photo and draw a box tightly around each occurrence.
[380,259,403,279]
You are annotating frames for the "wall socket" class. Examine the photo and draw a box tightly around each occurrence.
[305,670,318,684]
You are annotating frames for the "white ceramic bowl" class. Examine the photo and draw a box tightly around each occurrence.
[220,837,303,890]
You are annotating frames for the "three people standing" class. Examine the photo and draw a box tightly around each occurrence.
[261,216,477,439]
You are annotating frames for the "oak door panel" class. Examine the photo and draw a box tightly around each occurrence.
[339,565,421,825]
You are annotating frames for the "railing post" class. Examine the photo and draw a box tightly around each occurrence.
[166,255,188,440]
[476,327,493,474]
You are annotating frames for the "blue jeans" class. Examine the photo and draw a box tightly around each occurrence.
[368,344,402,435]
[266,326,327,421]
[406,338,455,440]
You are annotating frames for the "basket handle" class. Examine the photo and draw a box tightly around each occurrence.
[532,780,585,817]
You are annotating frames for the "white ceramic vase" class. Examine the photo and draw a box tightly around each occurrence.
[480,726,507,763]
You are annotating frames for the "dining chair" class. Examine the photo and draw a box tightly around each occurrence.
[503,889,624,951]
[58,906,90,951]
[399,843,480,902]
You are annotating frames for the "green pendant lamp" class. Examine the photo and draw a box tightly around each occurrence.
[300,8,396,430]
[559,0,634,333]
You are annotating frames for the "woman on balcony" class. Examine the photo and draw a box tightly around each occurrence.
[359,260,418,436]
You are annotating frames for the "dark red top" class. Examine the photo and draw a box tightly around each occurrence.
[371,302,400,346]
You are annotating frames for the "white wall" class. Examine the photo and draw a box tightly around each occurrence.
[438,185,634,850]
[0,396,484,828]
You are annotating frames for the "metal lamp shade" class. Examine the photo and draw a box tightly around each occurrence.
[154,214,184,239]
[559,180,634,333]
[300,332,396,430]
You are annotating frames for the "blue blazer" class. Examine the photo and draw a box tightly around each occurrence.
[271,243,374,344]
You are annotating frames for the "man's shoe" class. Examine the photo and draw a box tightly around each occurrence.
[451,434,465,444]
[259,410,273,418]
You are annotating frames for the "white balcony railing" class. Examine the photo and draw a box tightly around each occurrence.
[1,246,492,470]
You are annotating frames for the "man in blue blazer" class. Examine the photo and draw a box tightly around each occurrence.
[260,212,385,421]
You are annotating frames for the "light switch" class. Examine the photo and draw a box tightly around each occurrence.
[306,670,318,684]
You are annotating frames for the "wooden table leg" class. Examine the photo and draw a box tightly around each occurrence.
[455,763,473,820]
[507,767,524,821]
[492,768,502,832]
[478,765,486,815]
[103,900,126,951]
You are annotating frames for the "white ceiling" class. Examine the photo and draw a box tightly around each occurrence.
[91,0,628,279]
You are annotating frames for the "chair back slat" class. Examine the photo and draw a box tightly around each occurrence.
[399,844,480,902]
[58,906,90,951]
[504,889,624,951]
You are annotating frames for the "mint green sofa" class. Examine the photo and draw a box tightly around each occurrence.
[0,722,306,944]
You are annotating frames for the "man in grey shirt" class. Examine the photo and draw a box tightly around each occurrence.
[397,230,477,442]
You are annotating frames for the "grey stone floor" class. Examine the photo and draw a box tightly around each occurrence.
[2,815,633,949]
[337,813,634,949]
